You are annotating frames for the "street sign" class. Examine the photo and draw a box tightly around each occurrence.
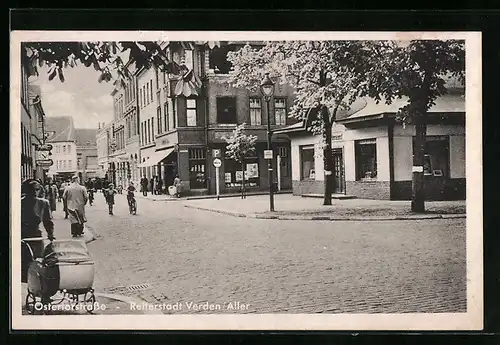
[213,158,222,168]
[36,143,53,151]
[36,159,53,167]
[264,150,273,159]
[212,149,221,158]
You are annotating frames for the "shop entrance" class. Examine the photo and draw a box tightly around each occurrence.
[332,148,345,194]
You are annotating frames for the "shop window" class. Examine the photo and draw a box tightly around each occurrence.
[217,97,237,124]
[300,146,315,180]
[186,99,197,127]
[274,98,287,126]
[189,148,206,189]
[249,98,262,125]
[355,139,377,181]
[412,135,449,177]
[224,157,260,188]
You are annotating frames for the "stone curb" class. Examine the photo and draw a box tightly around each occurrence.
[183,204,466,221]
[95,292,163,315]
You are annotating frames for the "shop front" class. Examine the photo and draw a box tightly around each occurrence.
[137,147,177,193]
[285,93,466,201]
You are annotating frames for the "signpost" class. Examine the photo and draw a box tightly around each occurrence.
[277,155,281,191]
[264,150,273,160]
[36,159,53,168]
[213,158,222,200]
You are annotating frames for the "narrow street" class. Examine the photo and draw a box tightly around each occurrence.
[54,192,469,314]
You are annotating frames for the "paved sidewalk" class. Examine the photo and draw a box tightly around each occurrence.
[183,194,466,221]
[20,204,162,315]
[134,190,292,202]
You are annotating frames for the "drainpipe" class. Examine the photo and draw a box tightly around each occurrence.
[203,78,210,192]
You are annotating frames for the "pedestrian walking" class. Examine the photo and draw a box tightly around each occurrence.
[62,175,88,238]
[173,175,182,198]
[141,176,148,196]
[21,179,55,257]
[105,183,118,215]
[157,177,163,195]
[153,176,158,195]
[150,177,154,196]
[49,182,58,211]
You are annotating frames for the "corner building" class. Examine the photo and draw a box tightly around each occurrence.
[137,42,296,195]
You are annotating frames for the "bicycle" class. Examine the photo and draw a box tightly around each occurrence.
[127,193,137,215]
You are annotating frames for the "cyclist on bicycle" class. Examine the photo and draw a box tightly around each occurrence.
[127,181,136,206]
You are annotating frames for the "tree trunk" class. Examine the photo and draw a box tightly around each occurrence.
[411,110,427,213]
[241,159,246,199]
[322,106,334,206]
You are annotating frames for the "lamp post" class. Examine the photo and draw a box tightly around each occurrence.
[260,73,275,212]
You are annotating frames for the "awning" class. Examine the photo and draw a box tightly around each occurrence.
[137,148,175,168]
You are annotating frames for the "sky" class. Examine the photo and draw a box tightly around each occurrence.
[30,64,115,129]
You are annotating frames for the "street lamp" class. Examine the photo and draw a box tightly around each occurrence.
[260,73,275,212]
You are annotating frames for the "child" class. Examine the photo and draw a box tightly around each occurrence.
[105,183,118,215]
[126,181,136,205]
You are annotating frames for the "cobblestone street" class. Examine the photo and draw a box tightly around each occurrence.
[74,193,466,314]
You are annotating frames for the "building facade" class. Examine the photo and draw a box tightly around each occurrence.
[280,89,466,201]
[108,86,127,187]
[74,128,98,181]
[45,116,78,182]
[136,41,296,195]
[96,121,110,179]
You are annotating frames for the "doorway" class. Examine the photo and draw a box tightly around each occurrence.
[332,148,345,194]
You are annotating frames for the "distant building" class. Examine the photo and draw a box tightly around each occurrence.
[96,121,112,179]
[45,116,77,182]
[74,128,98,181]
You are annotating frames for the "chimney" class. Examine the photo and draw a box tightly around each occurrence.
[98,123,101,130]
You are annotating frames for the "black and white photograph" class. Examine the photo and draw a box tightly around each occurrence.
[10,31,482,330]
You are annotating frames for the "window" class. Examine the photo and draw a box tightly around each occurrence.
[150,80,154,102]
[63,160,67,169]
[68,160,72,169]
[157,106,162,134]
[146,83,149,105]
[164,102,169,132]
[186,99,197,127]
[63,145,66,153]
[184,49,194,70]
[355,139,377,181]
[147,119,151,143]
[151,119,154,142]
[143,85,146,106]
[189,148,206,189]
[56,145,60,154]
[67,145,71,153]
[278,147,290,177]
[141,122,144,145]
[249,98,262,125]
[300,146,315,180]
[274,98,287,126]
[412,135,450,177]
[217,97,237,124]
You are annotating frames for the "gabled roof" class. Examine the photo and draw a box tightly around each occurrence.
[74,128,97,147]
[45,116,75,142]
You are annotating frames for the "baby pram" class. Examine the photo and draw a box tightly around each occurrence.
[22,239,95,314]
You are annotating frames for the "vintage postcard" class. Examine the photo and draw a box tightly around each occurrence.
[10,31,482,330]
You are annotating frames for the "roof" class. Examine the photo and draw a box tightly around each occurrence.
[275,89,465,134]
[74,128,97,147]
[45,116,75,142]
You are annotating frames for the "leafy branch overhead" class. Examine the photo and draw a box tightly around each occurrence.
[21,41,223,88]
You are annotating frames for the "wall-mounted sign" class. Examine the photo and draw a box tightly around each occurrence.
[225,173,232,183]
[332,133,343,141]
[36,159,53,167]
[212,149,221,158]
[264,150,273,159]
[36,143,53,151]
